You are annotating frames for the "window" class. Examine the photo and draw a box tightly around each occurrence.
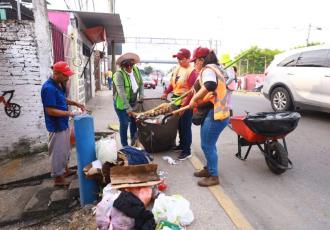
[0,9,6,20]
[278,53,301,67]
[83,44,91,57]
[295,49,329,67]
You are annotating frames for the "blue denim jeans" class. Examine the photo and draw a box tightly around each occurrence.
[108,78,112,90]
[114,105,137,147]
[178,109,193,154]
[200,109,229,176]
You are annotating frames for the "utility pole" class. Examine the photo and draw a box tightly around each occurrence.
[306,24,322,46]
[246,59,249,74]
[16,0,21,20]
[215,40,218,54]
[32,0,52,81]
[306,24,311,46]
[262,56,267,73]
[108,0,115,13]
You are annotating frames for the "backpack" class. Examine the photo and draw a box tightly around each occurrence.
[118,146,153,165]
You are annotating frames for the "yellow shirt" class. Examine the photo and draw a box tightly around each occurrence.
[106,71,113,78]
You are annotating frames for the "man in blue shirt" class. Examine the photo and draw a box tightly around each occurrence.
[41,61,85,186]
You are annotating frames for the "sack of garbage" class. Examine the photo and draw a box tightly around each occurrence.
[95,184,121,230]
[118,146,153,165]
[96,137,117,164]
[152,194,194,226]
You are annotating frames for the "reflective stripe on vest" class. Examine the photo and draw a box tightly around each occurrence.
[171,65,194,95]
[201,64,230,120]
[114,66,142,110]
[170,65,194,105]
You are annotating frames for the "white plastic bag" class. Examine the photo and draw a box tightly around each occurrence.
[152,194,194,226]
[96,137,117,164]
[95,184,121,230]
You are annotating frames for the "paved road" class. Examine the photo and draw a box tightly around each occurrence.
[146,86,330,230]
[216,94,330,230]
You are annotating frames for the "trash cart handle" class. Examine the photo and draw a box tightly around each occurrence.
[161,105,191,124]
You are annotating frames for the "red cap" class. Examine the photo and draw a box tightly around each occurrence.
[172,48,191,60]
[52,61,75,77]
[190,47,210,62]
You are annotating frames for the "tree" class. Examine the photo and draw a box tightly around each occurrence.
[219,53,232,65]
[144,66,153,75]
[235,46,282,75]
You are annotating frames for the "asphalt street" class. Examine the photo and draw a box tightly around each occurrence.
[146,85,330,230]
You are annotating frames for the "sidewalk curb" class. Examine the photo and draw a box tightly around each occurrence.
[190,155,255,230]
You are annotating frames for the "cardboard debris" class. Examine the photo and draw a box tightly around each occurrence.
[110,164,160,188]
[111,180,162,189]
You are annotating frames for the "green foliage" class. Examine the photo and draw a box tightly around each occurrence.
[235,46,282,74]
[144,66,153,75]
[219,53,232,65]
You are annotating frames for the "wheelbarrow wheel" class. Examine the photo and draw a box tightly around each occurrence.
[265,141,288,175]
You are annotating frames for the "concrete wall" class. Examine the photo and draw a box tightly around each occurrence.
[0,20,48,159]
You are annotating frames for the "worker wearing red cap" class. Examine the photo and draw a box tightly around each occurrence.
[189,47,230,187]
[41,61,85,186]
[161,48,198,160]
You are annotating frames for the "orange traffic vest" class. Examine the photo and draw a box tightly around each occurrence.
[199,64,230,120]
[170,65,194,96]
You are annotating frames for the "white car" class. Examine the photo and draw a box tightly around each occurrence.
[262,45,330,113]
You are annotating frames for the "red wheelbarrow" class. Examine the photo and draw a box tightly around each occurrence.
[230,112,301,174]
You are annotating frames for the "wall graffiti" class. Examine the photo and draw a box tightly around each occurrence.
[0,90,21,118]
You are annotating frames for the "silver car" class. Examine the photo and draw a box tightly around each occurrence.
[262,45,330,113]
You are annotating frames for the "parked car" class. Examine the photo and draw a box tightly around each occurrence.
[143,76,156,89]
[262,45,330,113]
[149,73,159,86]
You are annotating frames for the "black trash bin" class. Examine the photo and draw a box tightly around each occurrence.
[135,98,179,153]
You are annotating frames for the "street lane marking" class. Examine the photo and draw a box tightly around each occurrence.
[190,155,255,230]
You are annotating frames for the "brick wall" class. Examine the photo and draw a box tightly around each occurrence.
[0,20,47,159]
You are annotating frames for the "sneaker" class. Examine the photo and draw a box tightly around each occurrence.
[178,152,192,161]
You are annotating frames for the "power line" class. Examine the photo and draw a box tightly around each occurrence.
[63,0,70,10]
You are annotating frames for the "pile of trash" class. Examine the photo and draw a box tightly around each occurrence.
[83,135,194,230]
[95,185,194,230]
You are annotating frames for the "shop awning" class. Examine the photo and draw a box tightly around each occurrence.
[82,26,107,44]
[75,11,125,44]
